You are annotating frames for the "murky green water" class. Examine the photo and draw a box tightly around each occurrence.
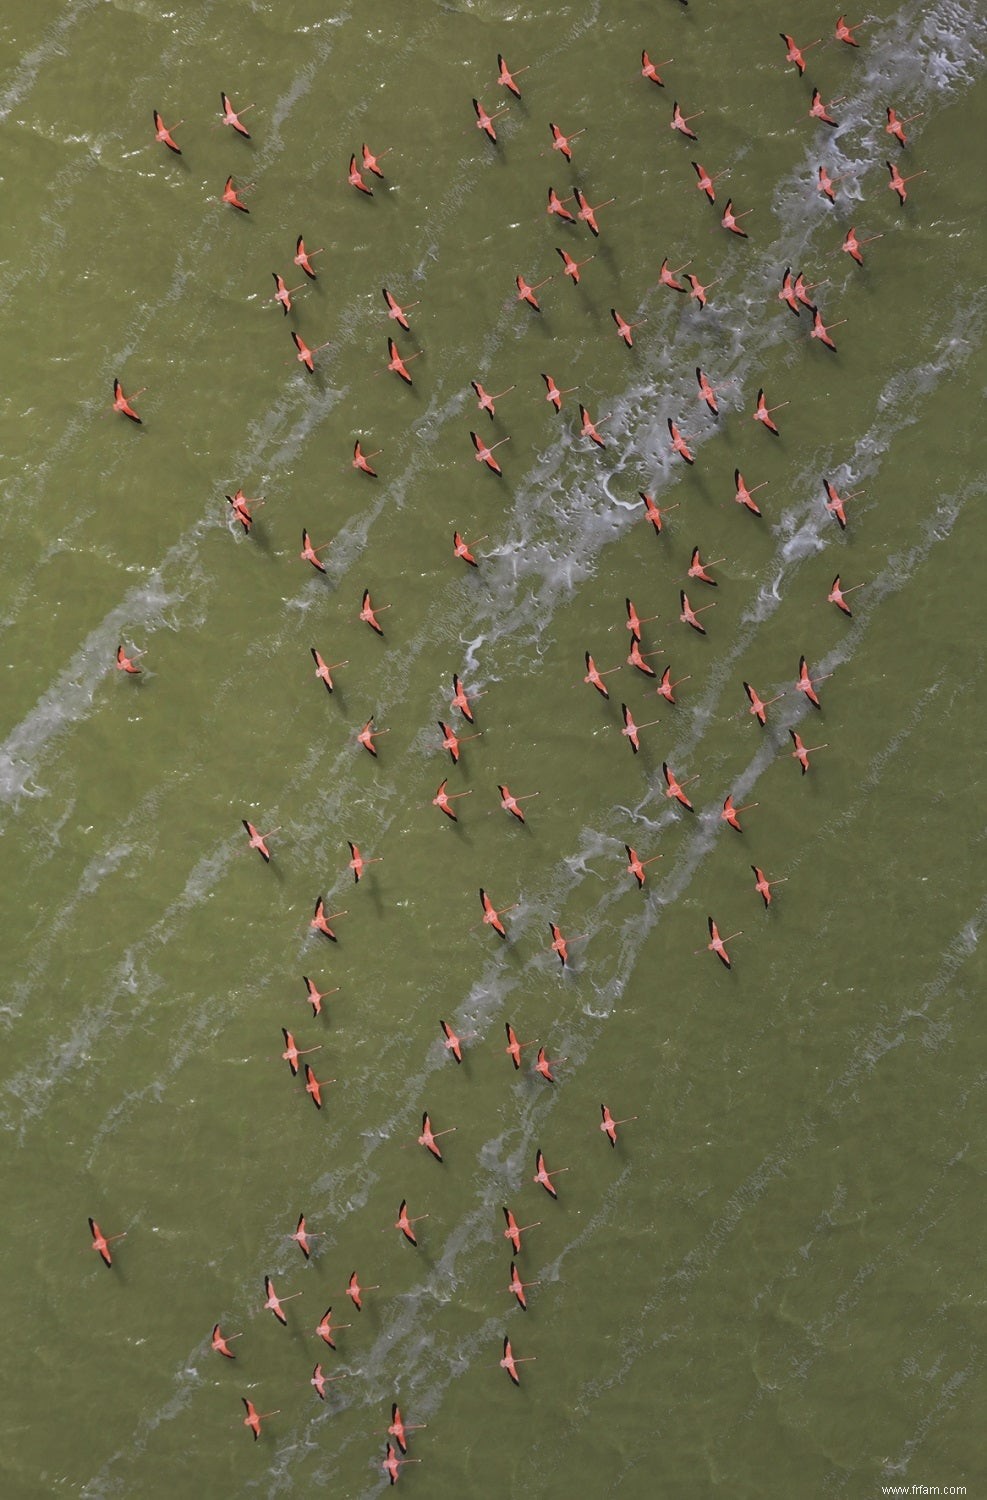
[1,1,984,1496]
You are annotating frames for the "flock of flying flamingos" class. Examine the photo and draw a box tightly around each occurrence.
[90,12,925,1483]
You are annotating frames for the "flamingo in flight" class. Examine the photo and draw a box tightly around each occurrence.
[752,866,787,907]
[625,845,662,889]
[295,236,323,278]
[497,54,527,98]
[113,379,143,424]
[152,110,182,154]
[389,1403,428,1454]
[211,1324,241,1359]
[88,1217,126,1267]
[500,1336,536,1385]
[220,92,253,138]
[503,1207,540,1253]
[242,1398,279,1441]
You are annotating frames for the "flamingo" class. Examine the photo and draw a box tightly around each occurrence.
[600,1104,638,1147]
[641,51,673,86]
[438,720,481,764]
[470,430,510,473]
[546,185,575,222]
[681,546,724,586]
[295,236,324,278]
[271,272,304,315]
[439,1018,467,1062]
[352,441,381,477]
[88,1218,125,1267]
[346,1271,379,1312]
[704,917,742,969]
[498,784,539,824]
[362,142,388,178]
[721,795,758,832]
[115,645,143,675]
[835,15,863,45]
[503,1207,540,1253]
[627,638,661,677]
[625,608,667,656]
[625,844,662,889]
[691,161,724,203]
[382,287,419,330]
[386,337,421,385]
[292,331,331,373]
[357,718,388,758]
[347,841,382,883]
[886,107,923,147]
[557,246,595,284]
[667,418,695,464]
[152,110,182,154]
[504,1022,535,1070]
[471,379,515,419]
[549,922,585,968]
[828,575,865,617]
[743,681,784,727]
[611,308,646,347]
[639,492,678,535]
[753,388,788,436]
[533,1147,567,1198]
[310,899,347,942]
[548,121,585,162]
[242,1398,279,1440]
[695,367,727,415]
[311,1363,347,1401]
[656,666,690,704]
[752,866,787,908]
[300,528,329,572]
[796,655,831,710]
[281,1028,321,1077]
[242,819,277,863]
[823,477,863,530]
[473,97,509,142]
[310,648,346,694]
[418,1112,456,1162]
[304,1062,335,1110]
[497,54,527,98]
[573,186,614,236]
[886,159,926,205]
[451,672,480,724]
[779,267,801,316]
[220,92,253,138]
[301,975,339,1014]
[290,1213,321,1260]
[453,530,485,567]
[808,305,846,352]
[670,101,703,139]
[658,257,691,292]
[680,589,716,634]
[534,1046,565,1083]
[211,1324,241,1359]
[583,651,620,698]
[841,226,883,266]
[315,1308,349,1356]
[808,88,841,127]
[432,780,472,821]
[383,1443,422,1484]
[663,761,698,812]
[112,379,143,424]
[263,1275,301,1326]
[817,165,845,203]
[348,153,373,194]
[500,1336,536,1385]
[779,33,820,74]
[686,272,719,308]
[620,703,661,755]
[394,1199,428,1247]
[721,199,753,237]
[389,1403,428,1454]
[360,588,390,635]
[221,176,250,212]
[790,729,828,774]
[515,272,553,310]
[508,1260,540,1310]
[733,469,768,517]
[480,888,516,939]
[227,489,263,532]
[579,404,610,448]
[541,372,577,411]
